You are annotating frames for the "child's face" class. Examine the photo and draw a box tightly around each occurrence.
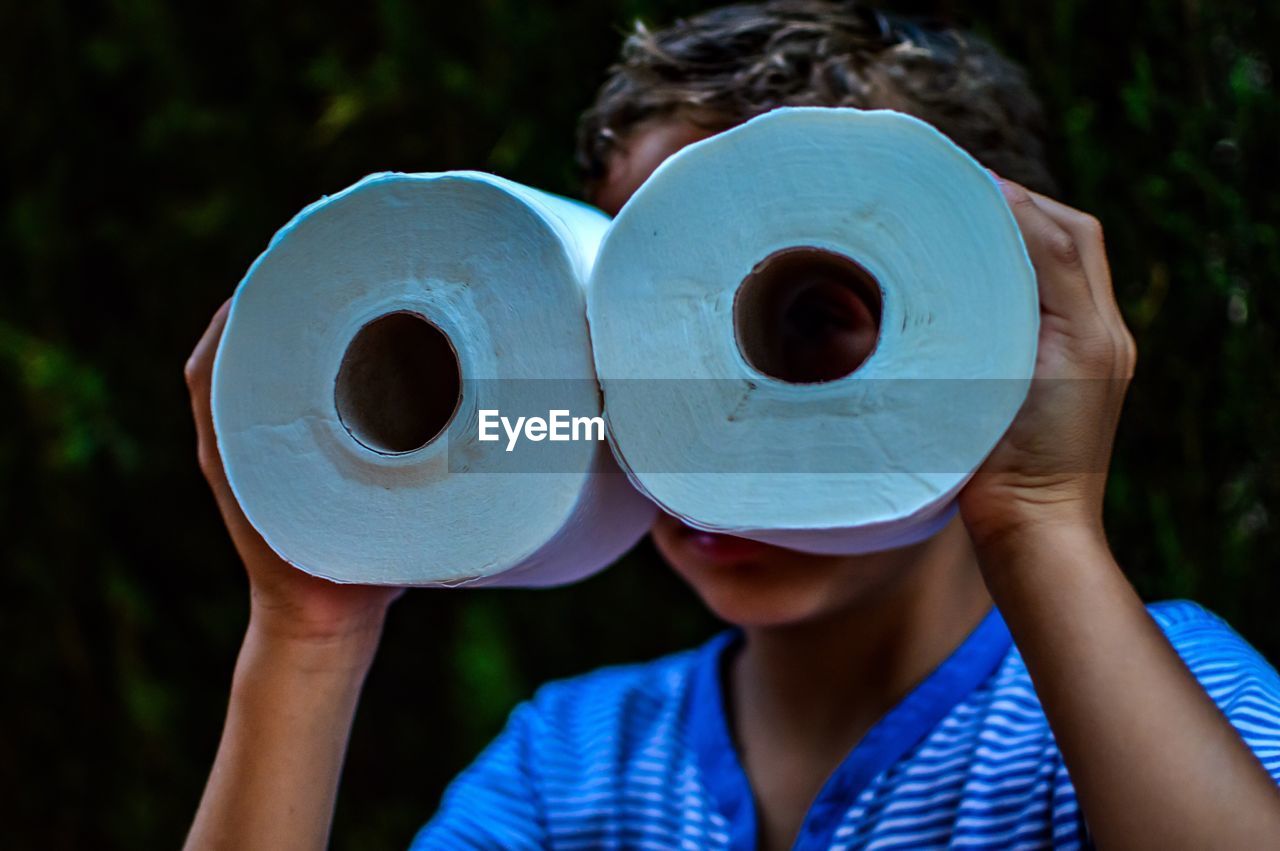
[594,115,960,629]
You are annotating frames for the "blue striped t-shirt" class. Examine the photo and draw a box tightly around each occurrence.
[413,601,1280,849]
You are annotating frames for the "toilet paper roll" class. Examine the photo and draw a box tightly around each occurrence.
[587,108,1039,555]
[212,172,656,586]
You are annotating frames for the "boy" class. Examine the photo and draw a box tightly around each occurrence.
[183,3,1280,849]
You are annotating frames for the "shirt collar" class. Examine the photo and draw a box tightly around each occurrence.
[684,606,1013,850]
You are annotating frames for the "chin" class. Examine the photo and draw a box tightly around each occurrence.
[682,564,846,628]
[650,515,891,629]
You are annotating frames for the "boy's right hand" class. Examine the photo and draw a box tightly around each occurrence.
[185,300,402,644]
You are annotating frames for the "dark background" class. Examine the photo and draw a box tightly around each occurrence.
[2,1,1277,847]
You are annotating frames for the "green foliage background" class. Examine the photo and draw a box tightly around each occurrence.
[1,1,1277,846]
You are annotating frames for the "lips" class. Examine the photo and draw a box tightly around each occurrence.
[677,525,773,564]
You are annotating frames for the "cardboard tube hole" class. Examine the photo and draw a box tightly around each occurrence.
[734,247,883,384]
[335,312,461,454]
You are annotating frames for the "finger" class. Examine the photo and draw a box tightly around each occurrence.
[996,178,1094,320]
[183,301,279,558]
[1023,191,1137,378]
[185,300,231,398]
[1022,191,1115,318]
[185,300,235,494]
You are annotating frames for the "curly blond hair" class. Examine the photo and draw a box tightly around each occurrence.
[577,1,1056,194]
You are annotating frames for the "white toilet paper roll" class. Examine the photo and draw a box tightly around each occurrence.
[588,108,1039,555]
[212,172,656,586]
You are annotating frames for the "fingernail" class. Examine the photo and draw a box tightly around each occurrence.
[985,168,1012,194]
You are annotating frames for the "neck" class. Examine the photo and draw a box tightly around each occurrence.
[731,519,992,752]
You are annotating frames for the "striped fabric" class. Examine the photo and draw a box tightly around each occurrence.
[412,601,1280,850]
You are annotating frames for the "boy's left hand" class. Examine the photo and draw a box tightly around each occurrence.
[960,180,1280,851]
[958,178,1136,550]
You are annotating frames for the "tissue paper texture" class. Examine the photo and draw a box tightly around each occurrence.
[212,172,655,586]
[588,108,1040,555]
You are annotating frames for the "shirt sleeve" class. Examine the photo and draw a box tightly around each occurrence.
[410,701,546,850]
[1156,600,1280,782]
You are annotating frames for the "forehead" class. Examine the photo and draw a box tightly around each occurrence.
[591,118,719,217]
